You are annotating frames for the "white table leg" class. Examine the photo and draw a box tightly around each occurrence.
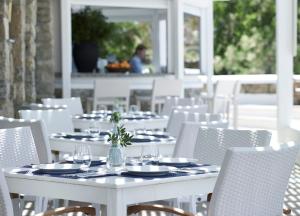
[106,190,127,216]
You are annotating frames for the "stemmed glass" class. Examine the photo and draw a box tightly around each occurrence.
[73,144,92,171]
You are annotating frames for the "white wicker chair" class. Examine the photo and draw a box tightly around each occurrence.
[201,80,240,128]
[173,122,204,158]
[194,128,272,166]
[0,127,39,167]
[0,127,41,214]
[0,169,14,216]
[161,97,201,116]
[19,109,74,134]
[173,105,208,114]
[0,169,95,216]
[128,144,299,216]
[172,118,229,159]
[136,78,183,113]
[209,144,299,216]
[167,111,228,138]
[0,117,51,164]
[42,97,84,115]
[93,79,130,111]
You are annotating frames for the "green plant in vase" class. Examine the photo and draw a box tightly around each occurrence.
[107,112,133,170]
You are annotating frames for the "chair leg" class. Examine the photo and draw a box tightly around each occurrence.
[188,195,197,214]
[41,197,49,212]
[12,198,21,216]
[92,203,101,216]
[34,197,44,213]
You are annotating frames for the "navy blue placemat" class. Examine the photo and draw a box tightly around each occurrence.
[63,161,106,167]
[137,133,170,139]
[131,138,161,143]
[16,169,117,179]
[120,171,202,179]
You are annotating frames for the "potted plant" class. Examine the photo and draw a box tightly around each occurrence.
[72,7,114,72]
[107,112,133,169]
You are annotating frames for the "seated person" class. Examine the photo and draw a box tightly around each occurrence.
[130,44,147,74]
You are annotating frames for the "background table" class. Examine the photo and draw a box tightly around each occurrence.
[50,135,176,157]
[72,113,169,131]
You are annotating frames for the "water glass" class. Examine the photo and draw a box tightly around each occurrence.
[140,144,160,165]
[129,105,139,113]
[87,121,101,137]
[73,144,92,171]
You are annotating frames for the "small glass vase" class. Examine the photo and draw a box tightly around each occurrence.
[106,144,125,171]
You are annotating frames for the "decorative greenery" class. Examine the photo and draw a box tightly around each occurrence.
[110,112,121,124]
[108,125,133,147]
[108,112,133,147]
[72,7,114,47]
[214,1,276,75]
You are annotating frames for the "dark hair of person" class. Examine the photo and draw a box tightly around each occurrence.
[134,44,147,55]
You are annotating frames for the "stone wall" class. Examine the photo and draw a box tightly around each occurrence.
[0,0,55,116]
[10,0,26,112]
[35,0,54,101]
[0,0,13,117]
[25,0,37,103]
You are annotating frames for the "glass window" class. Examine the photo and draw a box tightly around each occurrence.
[71,6,168,74]
[184,13,201,75]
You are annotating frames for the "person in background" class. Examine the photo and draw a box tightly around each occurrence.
[130,44,147,74]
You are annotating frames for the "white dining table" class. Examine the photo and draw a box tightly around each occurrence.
[50,135,176,157]
[72,114,169,131]
[4,167,218,216]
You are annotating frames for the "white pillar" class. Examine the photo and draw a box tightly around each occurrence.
[152,12,161,73]
[172,0,184,80]
[276,0,294,141]
[61,0,72,98]
[206,1,214,98]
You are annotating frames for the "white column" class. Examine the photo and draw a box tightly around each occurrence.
[276,0,294,141]
[172,0,184,80]
[206,1,214,98]
[61,0,72,98]
[151,12,161,73]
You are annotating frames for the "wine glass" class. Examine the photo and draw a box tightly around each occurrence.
[73,144,92,171]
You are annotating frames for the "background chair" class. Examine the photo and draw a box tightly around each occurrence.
[201,80,240,128]
[166,110,228,138]
[0,117,52,164]
[172,105,208,114]
[19,109,74,134]
[194,128,272,166]
[209,144,299,216]
[42,97,84,115]
[136,78,183,113]
[172,122,204,158]
[93,79,130,111]
[161,97,202,116]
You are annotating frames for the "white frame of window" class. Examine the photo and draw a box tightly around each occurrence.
[60,0,214,98]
